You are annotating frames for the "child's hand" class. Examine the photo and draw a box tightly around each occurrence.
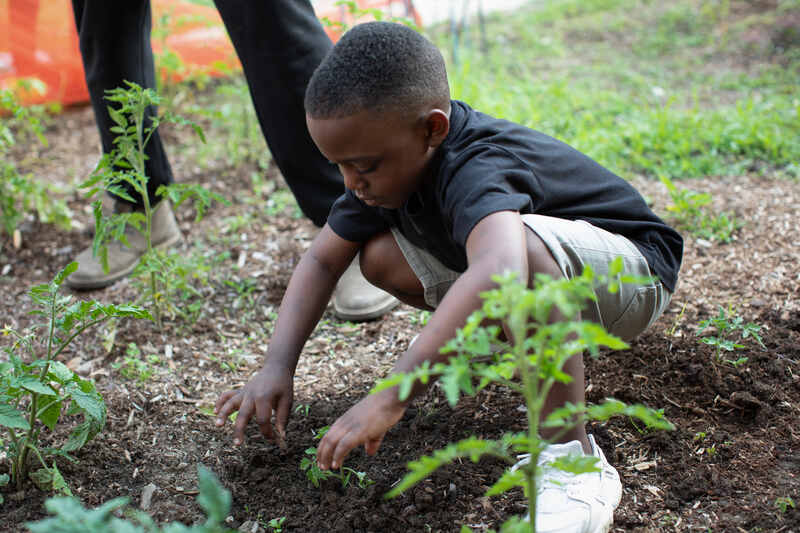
[316,389,407,470]
[214,365,294,447]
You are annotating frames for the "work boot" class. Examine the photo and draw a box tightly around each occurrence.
[333,255,400,321]
[66,199,181,290]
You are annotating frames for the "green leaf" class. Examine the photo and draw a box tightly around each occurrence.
[548,454,600,475]
[499,515,530,533]
[26,496,130,533]
[0,403,30,429]
[608,256,624,278]
[196,465,232,525]
[37,395,62,430]
[386,437,512,498]
[50,463,73,496]
[51,262,78,288]
[485,468,524,496]
[191,123,206,144]
[62,420,91,452]
[47,360,73,383]
[65,380,105,422]
[107,105,128,128]
[20,378,57,396]
[29,463,72,496]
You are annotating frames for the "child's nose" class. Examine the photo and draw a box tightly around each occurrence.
[342,169,366,191]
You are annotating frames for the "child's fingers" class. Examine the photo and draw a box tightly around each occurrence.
[330,431,361,470]
[214,392,242,426]
[274,396,292,437]
[316,429,337,470]
[364,435,384,456]
[214,389,238,414]
[254,398,274,441]
[232,398,255,446]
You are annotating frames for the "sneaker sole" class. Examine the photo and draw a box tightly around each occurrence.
[333,294,401,321]
[65,233,182,290]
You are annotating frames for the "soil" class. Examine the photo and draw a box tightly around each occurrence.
[2,97,799,532]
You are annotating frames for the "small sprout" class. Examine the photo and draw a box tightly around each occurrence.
[696,305,766,365]
[299,432,374,490]
[294,403,311,417]
[312,425,330,440]
[267,516,287,532]
[775,496,795,514]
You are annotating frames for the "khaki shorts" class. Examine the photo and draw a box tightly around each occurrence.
[390,214,671,341]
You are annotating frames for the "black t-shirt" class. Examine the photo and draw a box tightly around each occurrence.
[327,100,683,292]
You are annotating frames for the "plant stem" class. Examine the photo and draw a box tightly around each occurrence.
[17,277,59,488]
[510,311,539,533]
[134,98,160,329]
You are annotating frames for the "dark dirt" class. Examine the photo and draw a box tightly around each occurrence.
[2,95,799,533]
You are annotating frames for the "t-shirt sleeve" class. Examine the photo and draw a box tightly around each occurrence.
[441,145,536,247]
[327,189,392,243]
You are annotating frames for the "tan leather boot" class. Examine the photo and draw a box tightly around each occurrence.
[332,255,399,321]
[66,200,181,290]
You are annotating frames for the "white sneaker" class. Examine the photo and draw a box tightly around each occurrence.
[511,435,622,533]
[332,254,399,321]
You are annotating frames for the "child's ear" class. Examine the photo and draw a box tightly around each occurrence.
[423,109,450,147]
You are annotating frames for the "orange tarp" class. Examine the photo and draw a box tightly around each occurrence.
[0,0,420,107]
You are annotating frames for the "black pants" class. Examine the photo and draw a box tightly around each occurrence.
[71,0,343,227]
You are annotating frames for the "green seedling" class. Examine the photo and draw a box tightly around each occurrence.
[664,302,686,337]
[299,426,374,489]
[659,175,741,243]
[267,516,287,533]
[0,89,72,239]
[208,348,246,374]
[1,263,150,494]
[696,304,766,364]
[294,404,311,417]
[373,260,673,532]
[131,246,213,325]
[25,465,235,532]
[112,343,161,385]
[299,447,374,489]
[774,496,795,514]
[80,81,227,328]
[224,277,259,311]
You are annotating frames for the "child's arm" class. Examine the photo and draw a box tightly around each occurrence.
[316,210,530,470]
[215,224,359,446]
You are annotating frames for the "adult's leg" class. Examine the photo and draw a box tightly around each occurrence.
[68,0,180,290]
[71,0,173,207]
[213,0,342,226]
[214,1,397,320]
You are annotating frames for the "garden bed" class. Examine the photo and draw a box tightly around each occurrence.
[2,0,800,529]
[0,102,798,531]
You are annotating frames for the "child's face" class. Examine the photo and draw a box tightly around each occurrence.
[307,108,448,209]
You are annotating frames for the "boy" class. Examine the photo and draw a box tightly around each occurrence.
[215,21,683,531]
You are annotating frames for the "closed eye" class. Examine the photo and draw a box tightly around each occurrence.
[354,161,379,174]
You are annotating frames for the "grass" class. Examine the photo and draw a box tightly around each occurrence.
[429,0,800,181]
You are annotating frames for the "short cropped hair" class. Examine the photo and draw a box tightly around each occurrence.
[305,21,450,119]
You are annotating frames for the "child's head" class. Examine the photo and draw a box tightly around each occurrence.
[305,22,451,209]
